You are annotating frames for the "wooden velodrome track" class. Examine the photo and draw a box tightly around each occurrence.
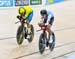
[0,0,75,59]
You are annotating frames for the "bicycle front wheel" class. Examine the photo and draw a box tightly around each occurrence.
[16,26,24,45]
[39,33,46,54]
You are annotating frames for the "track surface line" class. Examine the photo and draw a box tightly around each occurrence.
[13,42,75,59]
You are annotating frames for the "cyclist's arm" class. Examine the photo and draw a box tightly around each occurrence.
[25,13,29,19]
[17,14,26,21]
[38,19,45,27]
[17,14,21,20]
[21,16,26,22]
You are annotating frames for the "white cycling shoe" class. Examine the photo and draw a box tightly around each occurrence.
[49,35,53,43]
[26,34,30,39]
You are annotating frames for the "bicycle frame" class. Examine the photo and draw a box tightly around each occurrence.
[37,25,55,53]
[15,20,27,24]
[15,20,28,29]
[37,25,47,33]
[37,25,48,38]
[15,21,27,36]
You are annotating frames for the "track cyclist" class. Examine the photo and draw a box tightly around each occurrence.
[17,6,33,39]
[38,9,54,46]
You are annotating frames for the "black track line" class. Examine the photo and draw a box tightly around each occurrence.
[0,26,75,40]
[13,42,75,59]
[52,50,75,59]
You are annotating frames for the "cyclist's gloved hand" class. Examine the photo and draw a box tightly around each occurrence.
[22,16,25,19]
[38,22,45,27]
[17,16,22,20]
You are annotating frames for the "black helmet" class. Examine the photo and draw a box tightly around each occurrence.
[40,9,47,15]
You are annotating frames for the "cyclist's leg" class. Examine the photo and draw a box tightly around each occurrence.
[46,16,54,44]
[47,16,54,37]
[25,12,33,38]
[26,11,33,28]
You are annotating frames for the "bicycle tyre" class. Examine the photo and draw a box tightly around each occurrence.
[39,33,46,54]
[16,26,24,45]
[49,32,55,51]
